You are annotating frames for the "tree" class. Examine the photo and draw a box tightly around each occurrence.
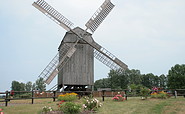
[128,69,141,85]
[167,64,185,89]
[159,74,167,88]
[19,82,25,91]
[25,81,33,91]
[141,73,160,88]
[35,77,46,91]
[141,74,151,88]
[119,69,129,89]
[11,81,20,91]
[94,78,111,90]
[11,81,25,91]
[32,83,36,91]
[107,69,132,89]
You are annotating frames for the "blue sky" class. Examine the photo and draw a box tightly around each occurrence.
[0,0,185,91]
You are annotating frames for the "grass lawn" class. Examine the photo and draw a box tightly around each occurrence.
[0,97,185,114]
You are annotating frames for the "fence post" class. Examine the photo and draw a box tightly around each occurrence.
[124,90,127,100]
[102,90,105,101]
[53,91,56,102]
[31,90,34,104]
[5,91,9,107]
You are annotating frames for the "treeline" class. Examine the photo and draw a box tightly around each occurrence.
[94,64,185,90]
[11,77,46,92]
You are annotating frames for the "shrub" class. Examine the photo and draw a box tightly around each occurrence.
[112,92,126,101]
[82,97,102,111]
[140,87,150,99]
[58,93,78,101]
[59,102,81,114]
[151,91,170,99]
[42,106,53,114]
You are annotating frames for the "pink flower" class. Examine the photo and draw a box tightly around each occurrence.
[112,97,119,100]
[116,95,122,97]
[0,109,2,111]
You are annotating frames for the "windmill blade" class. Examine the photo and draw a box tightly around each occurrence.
[94,48,128,71]
[38,42,78,85]
[81,37,128,70]
[85,0,115,33]
[93,41,128,70]
[33,0,74,31]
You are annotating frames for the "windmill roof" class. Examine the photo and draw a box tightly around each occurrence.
[58,27,94,50]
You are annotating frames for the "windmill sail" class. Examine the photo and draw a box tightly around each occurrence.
[33,0,74,31]
[39,42,78,85]
[82,38,128,70]
[85,0,115,33]
[94,48,128,70]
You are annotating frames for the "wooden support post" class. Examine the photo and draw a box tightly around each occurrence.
[31,90,34,104]
[102,90,105,101]
[5,91,9,107]
[53,91,56,102]
[125,90,127,100]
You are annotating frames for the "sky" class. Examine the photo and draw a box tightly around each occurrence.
[0,0,185,91]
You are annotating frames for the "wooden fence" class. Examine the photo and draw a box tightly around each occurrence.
[0,89,184,106]
[0,90,93,106]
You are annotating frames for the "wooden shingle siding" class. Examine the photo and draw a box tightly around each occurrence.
[58,27,94,87]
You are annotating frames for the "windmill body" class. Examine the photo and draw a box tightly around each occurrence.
[58,27,94,91]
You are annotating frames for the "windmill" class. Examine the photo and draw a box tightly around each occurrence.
[33,0,128,91]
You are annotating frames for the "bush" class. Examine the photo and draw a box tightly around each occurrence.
[151,91,170,99]
[112,92,126,101]
[20,93,32,98]
[140,87,150,99]
[58,93,78,102]
[59,102,81,114]
[82,97,102,112]
[42,106,53,114]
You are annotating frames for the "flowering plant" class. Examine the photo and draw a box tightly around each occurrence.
[58,102,81,114]
[58,92,78,101]
[82,97,102,111]
[112,92,125,101]
[151,91,170,99]
[0,108,4,114]
[140,87,150,99]
[42,106,53,114]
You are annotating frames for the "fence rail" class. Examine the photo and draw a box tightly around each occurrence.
[0,90,92,106]
[0,91,58,106]
[0,89,184,106]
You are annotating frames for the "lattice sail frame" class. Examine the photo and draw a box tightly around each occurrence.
[33,0,74,31]
[85,0,115,33]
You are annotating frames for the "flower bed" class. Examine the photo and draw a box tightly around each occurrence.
[151,87,171,99]
[58,93,78,102]
[42,94,103,114]
[151,91,171,99]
